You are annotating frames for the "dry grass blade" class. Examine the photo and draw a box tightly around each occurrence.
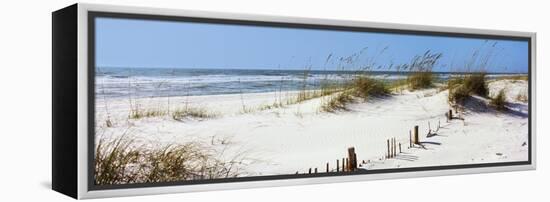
[94,134,249,185]
[94,133,141,185]
[172,107,215,120]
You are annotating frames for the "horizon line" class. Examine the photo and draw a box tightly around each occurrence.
[96,66,528,74]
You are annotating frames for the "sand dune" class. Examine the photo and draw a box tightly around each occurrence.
[95,79,529,176]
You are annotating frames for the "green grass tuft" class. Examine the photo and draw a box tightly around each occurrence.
[407,71,433,90]
[463,73,489,97]
[172,107,215,120]
[352,76,390,98]
[405,51,442,90]
[94,135,141,185]
[490,89,507,111]
[321,91,353,112]
[448,85,470,105]
[447,73,489,104]
[129,108,167,119]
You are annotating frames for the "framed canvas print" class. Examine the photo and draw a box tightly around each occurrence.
[52,3,536,199]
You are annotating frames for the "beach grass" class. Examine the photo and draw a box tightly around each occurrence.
[448,84,471,105]
[257,102,284,111]
[490,89,507,111]
[448,72,489,104]
[125,102,216,121]
[387,79,408,94]
[463,73,489,97]
[144,143,212,182]
[321,91,353,112]
[94,134,142,185]
[129,108,168,119]
[296,67,312,103]
[94,135,246,185]
[172,106,216,120]
[320,81,343,96]
[405,51,442,90]
[352,76,390,98]
[407,71,433,90]
[320,76,390,112]
[253,83,345,113]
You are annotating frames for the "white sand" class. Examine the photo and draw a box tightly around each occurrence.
[95,79,529,176]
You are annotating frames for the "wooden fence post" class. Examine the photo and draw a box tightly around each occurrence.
[337,159,340,172]
[414,125,419,144]
[326,162,329,173]
[393,138,396,156]
[387,139,390,158]
[449,109,453,121]
[394,138,397,157]
[308,168,311,174]
[390,138,395,158]
[342,158,345,172]
[314,168,318,174]
[348,147,357,171]
[409,130,412,148]
[391,139,394,158]
[399,143,402,153]
[345,158,348,171]
[394,138,397,155]
[392,138,395,157]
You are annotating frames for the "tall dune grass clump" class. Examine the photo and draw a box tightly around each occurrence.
[388,79,408,94]
[448,84,470,105]
[490,89,507,111]
[352,76,390,98]
[463,73,489,97]
[94,135,247,185]
[447,73,489,104]
[447,40,502,104]
[94,135,141,185]
[321,91,353,112]
[320,76,389,112]
[144,143,217,182]
[406,51,443,90]
[320,81,343,96]
[407,71,433,90]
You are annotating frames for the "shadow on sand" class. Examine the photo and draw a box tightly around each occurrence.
[419,141,442,146]
[462,95,528,118]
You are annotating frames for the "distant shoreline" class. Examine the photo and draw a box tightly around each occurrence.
[96,66,528,75]
[95,69,528,99]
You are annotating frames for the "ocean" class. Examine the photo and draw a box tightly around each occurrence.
[95,67,522,99]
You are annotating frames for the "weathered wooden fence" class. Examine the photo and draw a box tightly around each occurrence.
[298,108,453,175]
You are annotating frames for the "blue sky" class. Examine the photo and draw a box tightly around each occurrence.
[96,17,529,73]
